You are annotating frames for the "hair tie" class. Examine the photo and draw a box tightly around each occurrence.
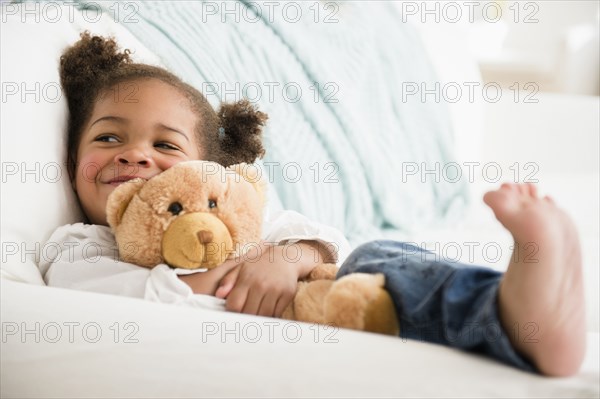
[218,127,226,140]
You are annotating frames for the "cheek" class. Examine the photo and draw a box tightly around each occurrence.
[76,150,111,184]
[156,157,194,171]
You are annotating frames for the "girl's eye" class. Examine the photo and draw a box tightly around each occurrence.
[95,135,118,143]
[208,199,217,209]
[155,142,180,151]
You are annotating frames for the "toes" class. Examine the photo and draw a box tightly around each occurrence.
[517,184,529,196]
[483,190,502,209]
[500,183,516,191]
[483,189,517,216]
[486,183,517,207]
[504,182,538,199]
[482,190,496,206]
[526,183,538,198]
[488,183,539,207]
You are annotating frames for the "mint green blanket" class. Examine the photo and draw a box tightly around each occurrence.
[78,0,468,246]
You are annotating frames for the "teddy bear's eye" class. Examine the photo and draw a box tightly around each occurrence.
[208,199,217,209]
[167,202,183,215]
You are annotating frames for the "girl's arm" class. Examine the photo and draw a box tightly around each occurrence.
[177,259,239,295]
[39,223,225,309]
[206,207,351,317]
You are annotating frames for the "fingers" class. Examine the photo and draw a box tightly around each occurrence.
[220,243,299,317]
[215,266,240,299]
[274,292,295,318]
[241,288,264,315]
[224,285,248,313]
[233,291,295,318]
[256,293,278,317]
[236,291,292,318]
[225,283,285,318]
[215,283,233,299]
[219,257,243,273]
[226,288,269,316]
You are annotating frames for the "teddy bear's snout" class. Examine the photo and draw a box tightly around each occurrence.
[162,213,234,270]
[197,230,213,244]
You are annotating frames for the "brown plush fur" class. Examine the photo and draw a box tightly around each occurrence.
[107,161,264,268]
[107,161,400,335]
[282,271,399,336]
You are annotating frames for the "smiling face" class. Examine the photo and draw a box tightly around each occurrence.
[74,78,202,225]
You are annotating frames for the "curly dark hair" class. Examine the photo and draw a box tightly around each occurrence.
[60,31,267,182]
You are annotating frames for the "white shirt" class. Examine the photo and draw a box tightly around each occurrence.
[38,205,352,311]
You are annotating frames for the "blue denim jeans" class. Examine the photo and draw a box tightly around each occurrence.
[337,240,538,373]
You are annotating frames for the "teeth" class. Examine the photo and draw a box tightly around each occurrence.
[107,176,147,184]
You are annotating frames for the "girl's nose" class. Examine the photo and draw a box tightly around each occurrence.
[115,148,152,166]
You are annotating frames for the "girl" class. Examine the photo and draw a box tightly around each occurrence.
[40,31,350,317]
[41,33,587,377]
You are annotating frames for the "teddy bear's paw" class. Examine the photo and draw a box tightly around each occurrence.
[305,263,338,281]
[324,273,400,336]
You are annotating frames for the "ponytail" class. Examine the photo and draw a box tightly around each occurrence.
[217,99,267,166]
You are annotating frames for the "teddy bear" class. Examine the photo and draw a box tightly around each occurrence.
[106,160,400,335]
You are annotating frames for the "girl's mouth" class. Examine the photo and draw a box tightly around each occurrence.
[106,176,148,186]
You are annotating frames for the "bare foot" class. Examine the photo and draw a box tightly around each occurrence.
[483,183,586,377]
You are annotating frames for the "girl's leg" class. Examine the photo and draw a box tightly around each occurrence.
[337,240,538,373]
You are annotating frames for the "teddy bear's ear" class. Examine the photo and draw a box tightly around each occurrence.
[106,178,147,229]
[226,163,267,203]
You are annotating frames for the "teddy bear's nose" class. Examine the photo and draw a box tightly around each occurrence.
[197,230,213,244]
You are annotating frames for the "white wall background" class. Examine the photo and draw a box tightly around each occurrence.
[472,0,600,95]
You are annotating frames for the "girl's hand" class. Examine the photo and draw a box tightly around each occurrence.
[215,242,299,317]
[215,240,333,317]
[178,257,241,296]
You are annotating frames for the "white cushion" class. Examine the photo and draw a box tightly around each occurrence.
[2,278,599,397]
[0,4,161,284]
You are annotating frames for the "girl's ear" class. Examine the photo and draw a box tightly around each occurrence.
[106,179,147,229]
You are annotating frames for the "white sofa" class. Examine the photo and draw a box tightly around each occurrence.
[1,2,598,398]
